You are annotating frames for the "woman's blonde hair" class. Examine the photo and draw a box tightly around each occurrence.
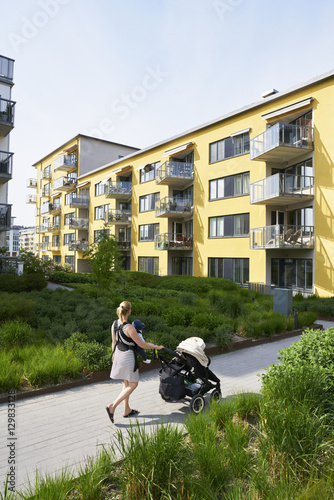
[117,301,131,320]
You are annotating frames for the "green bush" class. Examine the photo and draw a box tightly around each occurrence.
[64,333,111,372]
[214,319,235,348]
[163,306,193,327]
[0,273,47,292]
[297,310,318,328]
[241,311,286,338]
[209,290,244,318]
[0,292,35,322]
[191,311,222,331]
[0,320,35,347]
[48,271,92,284]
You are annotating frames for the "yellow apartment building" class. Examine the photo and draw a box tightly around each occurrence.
[31,70,334,297]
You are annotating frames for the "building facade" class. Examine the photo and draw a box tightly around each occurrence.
[32,70,334,297]
[0,55,15,249]
[19,226,36,254]
[29,135,139,270]
[6,224,22,256]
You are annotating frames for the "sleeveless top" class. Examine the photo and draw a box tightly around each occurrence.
[113,320,139,372]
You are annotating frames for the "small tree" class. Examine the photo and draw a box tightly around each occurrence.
[84,228,123,289]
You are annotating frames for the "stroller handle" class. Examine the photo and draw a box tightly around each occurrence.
[161,347,178,357]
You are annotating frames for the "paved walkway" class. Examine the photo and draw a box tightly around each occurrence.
[1,321,333,496]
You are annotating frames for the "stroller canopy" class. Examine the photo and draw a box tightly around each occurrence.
[177,337,209,367]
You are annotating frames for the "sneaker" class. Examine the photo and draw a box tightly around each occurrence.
[143,359,151,364]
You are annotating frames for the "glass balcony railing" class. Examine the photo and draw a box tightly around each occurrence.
[26,194,36,204]
[39,242,50,251]
[69,240,89,252]
[36,224,50,234]
[0,203,11,230]
[0,98,15,134]
[69,217,89,229]
[116,239,131,251]
[0,151,13,182]
[53,175,77,191]
[27,178,37,188]
[250,224,314,249]
[54,153,77,171]
[49,202,61,213]
[155,233,193,250]
[40,202,50,214]
[0,55,14,81]
[106,209,131,224]
[106,181,132,198]
[250,123,313,162]
[69,194,89,207]
[155,197,193,217]
[250,173,314,204]
[156,161,194,185]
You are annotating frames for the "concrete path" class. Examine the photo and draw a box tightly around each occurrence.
[1,322,333,496]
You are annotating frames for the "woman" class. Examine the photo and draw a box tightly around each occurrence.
[106,300,164,423]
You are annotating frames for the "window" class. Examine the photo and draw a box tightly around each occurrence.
[65,255,75,270]
[95,181,107,196]
[52,235,60,247]
[64,212,75,225]
[271,258,312,290]
[209,214,249,237]
[208,258,249,284]
[209,131,250,163]
[171,257,193,276]
[94,229,109,242]
[140,161,160,183]
[139,224,159,241]
[209,172,249,200]
[139,192,160,212]
[53,255,61,263]
[53,215,61,227]
[64,233,75,245]
[53,196,61,208]
[94,204,110,220]
[138,257,159,275]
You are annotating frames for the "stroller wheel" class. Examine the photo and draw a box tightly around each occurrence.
[190,394,205,414]
[210,389,222,402]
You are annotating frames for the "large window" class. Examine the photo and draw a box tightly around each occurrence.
[209,258,249,284]
[64,233,75,245]
[140,161,160,183]
[139,192,160,212]
[138,257,159,275]
[94,229,110,242]
[171,257,193,276]
[209,172,249,200]
[64,212,75,225]
[271,258,312,290]
[139,224,159,241]
[94,204,110,220]
[95,181,107,196]
[209,213,249,238]
[210,131,250,163]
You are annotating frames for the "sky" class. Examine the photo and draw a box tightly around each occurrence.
[2,0,334,226]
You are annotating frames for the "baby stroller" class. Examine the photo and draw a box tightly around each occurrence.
[158,337,221,413]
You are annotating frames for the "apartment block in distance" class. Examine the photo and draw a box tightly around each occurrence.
[0,55,15,248]
[30,135,139,271]
[33,70,334,297]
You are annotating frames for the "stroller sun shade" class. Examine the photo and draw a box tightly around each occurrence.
[176,337,209,367]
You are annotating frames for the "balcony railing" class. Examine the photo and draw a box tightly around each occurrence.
[0,151,13,183]
[36,224,50,234]
[50,224,61,233]
[155,197,193,218]
[51,242,60,250]
[155,233,193,250]
[69,217,89,229]
[69,194,89,208]
[250,123,313,162]
[0,98,15,135]
[117,239,131,251]
[250,173,314,205]
[54,153,77,172]
[40,202,50,214]
[53,175,77,191]
[156,161,194,185]
[50,203,61,214]
[27,178,37,188]
[106,181,132,199]
[0,204,11,230]
[39,242,50,251]
[69,240,89,252]
[106,209,131,224]
[250,224,314,249]
[26,194,36,204]
[0,55,14,81]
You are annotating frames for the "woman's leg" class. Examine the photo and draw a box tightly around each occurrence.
[107,380,138,416]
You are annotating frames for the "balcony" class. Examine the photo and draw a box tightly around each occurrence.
[69,194,89,208]
[0,204,11,231]
[250,224,314,250]
[39,242,50,251]
[53,175,77,192]
[69,240,89,252]
[54,153,77,172]
[26,194,36,204]
[0,98,15,136]
[0,55,14,82]
[105,209,131,225]
[156,161,194,186]
[250,123,313,163]
[106,181,132,200]
[155,197,193,218]
[155,233,193,250]
[51,242,60,250]
[36,224,50,234]
[0,151,13,184]
[69,217,89,229]
[40,201,51,214]
[117,239,131,251]
[49,202,61,214]
[27,178,37,189]
[250,173,314,205]
[50,223,61,233]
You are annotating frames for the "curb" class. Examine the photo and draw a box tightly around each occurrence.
[0,323,323,405]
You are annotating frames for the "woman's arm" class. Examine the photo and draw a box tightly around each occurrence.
[111,323,117,361]
[126,324,164,350]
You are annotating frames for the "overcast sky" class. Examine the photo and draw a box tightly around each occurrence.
[2,0,334,226]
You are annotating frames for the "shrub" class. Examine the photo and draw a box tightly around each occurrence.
[0,273,47,292]
[214,320,235,348]
[0,320,35,347]
[48,271,92,284]
[64,333,111,372]
[163,306,193,327]
[209,290,244,318]
[0,292,35,322]
[297,310,318,328]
